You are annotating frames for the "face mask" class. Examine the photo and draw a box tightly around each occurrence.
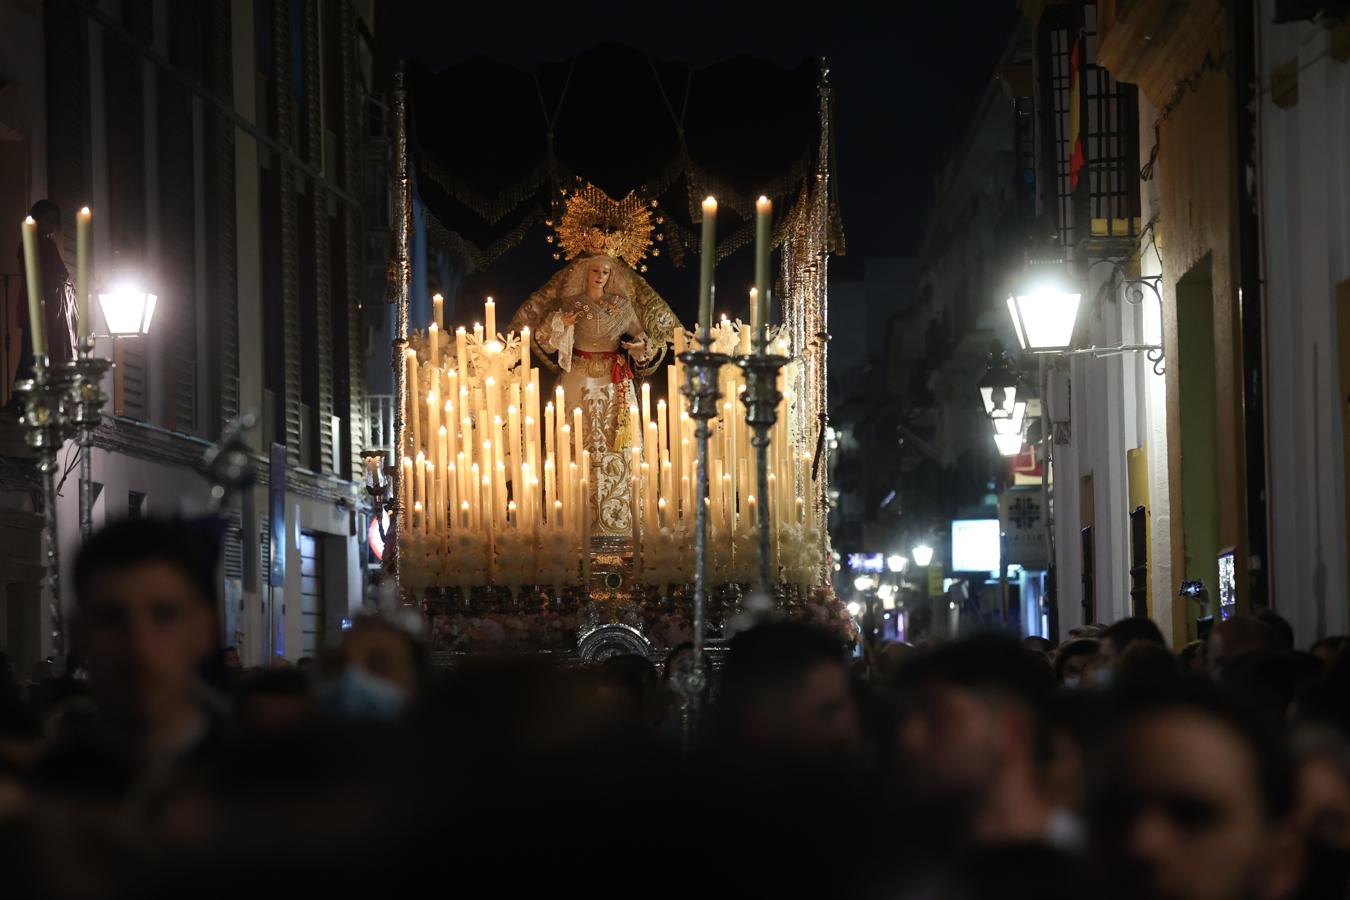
[315,666,406,721]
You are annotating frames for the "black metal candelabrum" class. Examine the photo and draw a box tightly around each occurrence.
[66,336,113,542]
[673,343,731,745]
[735,350,791,610]
[14,356,74,663]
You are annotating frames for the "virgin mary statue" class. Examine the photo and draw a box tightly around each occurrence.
[508,206,680,536]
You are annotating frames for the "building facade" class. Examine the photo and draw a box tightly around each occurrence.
[0,0,386,675]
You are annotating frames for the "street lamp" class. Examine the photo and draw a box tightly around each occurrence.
[854,574,877,593]
[1006,285,1082,352]
[978,340,1018,420]
[994,431,1025,457]
[912,544,934,567]
[97,284,157,337]
[887,553,907,574]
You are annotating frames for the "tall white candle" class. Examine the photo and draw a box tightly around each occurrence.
[428,323,440,368]
[485,296,497,339]
[432,292,444,332]
[456,327,468,381]
[76,207,91,341]
[20,217,46,358]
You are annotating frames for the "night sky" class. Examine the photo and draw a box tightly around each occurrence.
[376,1,1020,275]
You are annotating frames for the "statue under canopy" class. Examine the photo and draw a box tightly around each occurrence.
[507,185,681,537]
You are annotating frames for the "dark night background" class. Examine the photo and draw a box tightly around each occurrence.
[374,1,1019,324]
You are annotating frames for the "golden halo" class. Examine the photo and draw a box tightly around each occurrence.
[548,181,662,272]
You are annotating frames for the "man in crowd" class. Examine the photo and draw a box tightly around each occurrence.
[34,518,222,799]
[714,621,862,767]
[896,633,1059,845]
[1094,681,1306,900]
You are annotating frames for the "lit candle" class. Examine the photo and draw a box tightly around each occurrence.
[426,390,440,464]
[20,217,46,358]
[456,327,468,380]
[76,206,91,341]
[401,456,414,527]
[657,399,668,465]
[507,500,516,530]
[797,497,806,526]
[519,325,531,386]
[470,463,481,528]
[461,500,471,530]
[572,407,584,470]
[485,296,497,339]
[749,288,760,347]
[520,462,533,527]
[641,382,652,441]
[413,501,424,533]
[508,404,523,509]
[405,349,419,456]
[631,474,642,580]
[755,195,772,348]
[580,477,591,583]
[558,424,572,519]
[748,494,758,527]
[658,497,667,529]
[698,197,717,344]
[485,377,499,444]
[414,451,427,533]
[629,405,641,458]
[473,322,484,344]
[545,401,556,462]
[428,459,440,533]
[554,385,566,441]
[428,323,440,368]
[432,292,444,332]
[545,456,556,525]
[646,422,659,514]
[438,425,450,523]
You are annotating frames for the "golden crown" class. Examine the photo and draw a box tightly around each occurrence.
[545,181,665,272]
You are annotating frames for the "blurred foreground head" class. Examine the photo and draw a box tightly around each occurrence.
[894,633,1056,843]
[1095,680,1303,900]
[73,518,218,725]
[715,621,860,766]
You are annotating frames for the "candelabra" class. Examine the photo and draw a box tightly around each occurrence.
[13,356,74,663]
[672,343,730,745]
[66,336,113,541]
[736,350,791,608]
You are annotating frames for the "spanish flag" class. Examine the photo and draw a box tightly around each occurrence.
[1068,34,1085,190]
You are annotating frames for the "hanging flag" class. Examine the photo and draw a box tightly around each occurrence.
[1068,33,1085,190]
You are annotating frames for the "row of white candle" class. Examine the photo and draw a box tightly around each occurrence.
[628,319,809,579]
[379,296,592,582]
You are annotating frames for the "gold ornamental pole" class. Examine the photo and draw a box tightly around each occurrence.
[389,67,411,600]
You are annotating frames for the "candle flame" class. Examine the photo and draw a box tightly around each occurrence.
[23,215,34,225]
[433,292,443,302]
[80,206,91,216]
[702,196,717,212]
[415,451,425,462]
[756,195,771,210]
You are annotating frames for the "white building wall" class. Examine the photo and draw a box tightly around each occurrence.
[1260,7,1350,645]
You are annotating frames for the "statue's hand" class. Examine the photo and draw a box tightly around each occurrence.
[622,338,648,360]
[561,311,579,327]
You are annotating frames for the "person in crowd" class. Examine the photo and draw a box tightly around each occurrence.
[1094,680,1306,900]
[1112,641,1182,691]
[314,607,428,721]
[1179,640,1208,673]
[1309,636,1347,669]
[220,647,241,671]
[231,668,312,738]
[1100,616,1167,661]
[1291,727,1350,854]
[714,621,861,767]
[895,633,1059,845]
[1256,609,1297,652]
[32,518,223,800]
[1208,615,1279,678]
[1053,638,1100,686]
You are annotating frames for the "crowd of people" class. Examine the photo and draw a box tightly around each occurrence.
[1,516,1348,899]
